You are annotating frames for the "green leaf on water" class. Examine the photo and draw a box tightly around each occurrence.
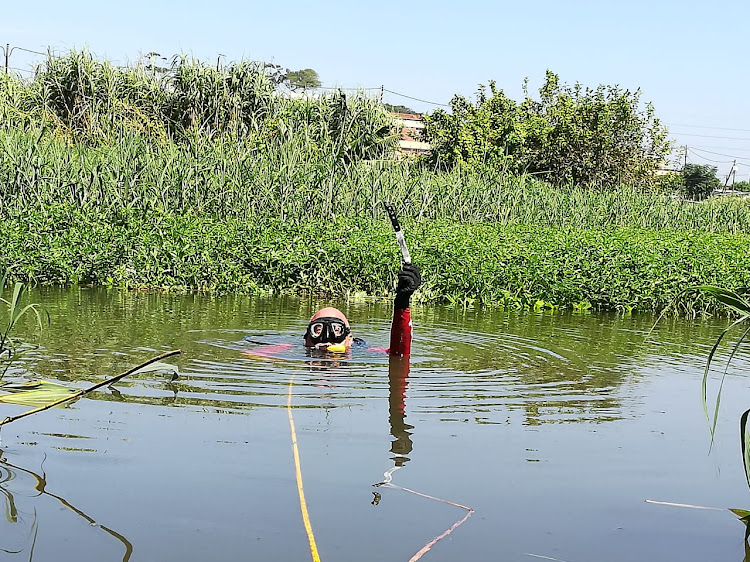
[0,381,77,407]
[1,380,43,390]
[729,508,750,539]
[0,361,179,408]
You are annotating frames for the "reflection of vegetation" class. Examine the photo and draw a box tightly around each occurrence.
[0,453,133,560]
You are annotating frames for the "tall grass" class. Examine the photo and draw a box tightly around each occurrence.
[4,50,750,230]
[4,121,750,231]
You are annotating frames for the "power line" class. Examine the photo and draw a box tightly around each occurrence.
[688,151,733,164]
[667,123,750,133]
[690,147,750,164]
[689,145,750,153]
[12,46,46,56]
[690,147,742,159]
[319,86,381,91]
[671,132,750,141]
[688,149,732,164]
[383,88,450,108]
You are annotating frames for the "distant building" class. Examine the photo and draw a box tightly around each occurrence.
[391,113,431,156]
[655,161,681,176]
[655,166,681,176]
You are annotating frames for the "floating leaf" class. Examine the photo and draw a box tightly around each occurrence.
[0,381,77,407]
[730,508,750,540]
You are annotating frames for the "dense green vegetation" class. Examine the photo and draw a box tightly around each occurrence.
[2,50,750,312]
[423,71,670,187]
[3,208,750,313]
[682,164,722,201]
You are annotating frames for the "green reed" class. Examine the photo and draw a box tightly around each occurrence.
[0,275,46,379]
[4,120,750,233]
[4,50,750,231]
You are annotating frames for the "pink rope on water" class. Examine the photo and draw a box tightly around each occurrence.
[375,477,475,561]
[408,507,474,562]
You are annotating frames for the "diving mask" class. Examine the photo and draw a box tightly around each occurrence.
[304,317,351,346]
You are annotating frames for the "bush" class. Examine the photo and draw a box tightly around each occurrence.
[422,70,671,188]
[655,172,684,194]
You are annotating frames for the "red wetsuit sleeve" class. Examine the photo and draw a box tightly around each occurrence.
[388,307,412,356]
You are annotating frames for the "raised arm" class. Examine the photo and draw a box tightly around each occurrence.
[388,263,421,356]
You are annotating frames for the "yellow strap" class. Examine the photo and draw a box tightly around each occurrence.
[287,375,321,562]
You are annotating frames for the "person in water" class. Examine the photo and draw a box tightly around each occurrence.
[303,263,421,356]
[302,263,420,467]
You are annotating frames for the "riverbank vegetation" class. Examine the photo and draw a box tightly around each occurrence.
[2,50,750,312]
[4,209,750,313]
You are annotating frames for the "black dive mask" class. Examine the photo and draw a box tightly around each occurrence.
[304,317,351,345]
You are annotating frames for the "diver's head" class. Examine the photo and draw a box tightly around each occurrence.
[304,307,353,349]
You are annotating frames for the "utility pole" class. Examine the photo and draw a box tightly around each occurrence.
[683,145,688,169]
[4,44,9,74]
[725,159,738,187]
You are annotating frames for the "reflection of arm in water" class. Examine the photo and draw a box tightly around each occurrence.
[386,264,420,465]
[388,355,413,466]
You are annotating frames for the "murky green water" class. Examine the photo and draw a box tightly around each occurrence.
[2,287,750,561]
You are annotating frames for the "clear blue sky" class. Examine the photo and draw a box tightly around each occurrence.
[4,0,749,179]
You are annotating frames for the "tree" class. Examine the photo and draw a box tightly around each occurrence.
[682,164,720,200]
[285,68,321,91]
[384,103,417,114]
[422,71,671,189]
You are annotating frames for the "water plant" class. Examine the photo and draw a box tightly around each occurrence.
[0,274,45,379]
[671,286,750,536]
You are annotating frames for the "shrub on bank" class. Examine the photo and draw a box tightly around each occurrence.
[2,207,749,313]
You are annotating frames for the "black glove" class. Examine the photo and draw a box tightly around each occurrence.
[394,263,421,309]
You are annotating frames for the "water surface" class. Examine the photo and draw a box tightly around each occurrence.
[1,287,749,561]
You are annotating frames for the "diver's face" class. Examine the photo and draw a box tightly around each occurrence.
[304,317,352,348]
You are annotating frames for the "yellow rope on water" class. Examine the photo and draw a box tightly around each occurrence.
[287,374,321,562]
